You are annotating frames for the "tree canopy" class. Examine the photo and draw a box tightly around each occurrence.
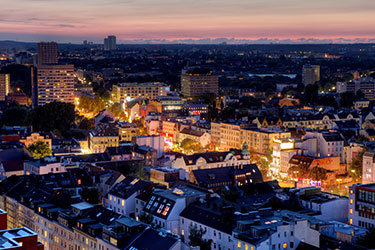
[1,106,30,126]
[188,225,212,250]
[31,101,76,138]
[27,141,52,159]
[180,138,204,153]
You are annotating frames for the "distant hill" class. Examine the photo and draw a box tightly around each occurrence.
[0,40,37,49]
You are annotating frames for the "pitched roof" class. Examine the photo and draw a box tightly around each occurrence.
[192,165,263,186]
[1,160,24,172]
[125,228,179,250]
[182,150,243,166]
[180,128,205,137]
[180,198,237,234]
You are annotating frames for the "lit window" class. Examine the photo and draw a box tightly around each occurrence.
[181,229,184,235]
[238,241,241,248]
[245,244,248,250]
[350,209,353,214]
[350,218,353,225]
[122,200,125,207]
[350,199,353,204]
[283,243,287,248]
[78,179,81,185]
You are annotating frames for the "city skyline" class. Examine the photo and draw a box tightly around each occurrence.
[0,0,375,44]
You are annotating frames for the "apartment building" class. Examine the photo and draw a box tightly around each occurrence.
[211,122,291,154]
[111,82,169,103]
[37,64,75,105]
[181,68,218,98]
[88,124,119,153]
[348,183,375,229]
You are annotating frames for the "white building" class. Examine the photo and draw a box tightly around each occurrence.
[142,186,208,234]
[295,187,348,223]
[348,183,375,229]
[24,157,72,175]
[133,135,164,158]
[362,151,375,184]
[172,149,250,181]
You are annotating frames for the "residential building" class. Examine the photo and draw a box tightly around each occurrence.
[98,217,185,250]
[38,42,58,65]
[117,121,139,142]
[150,168,179,188]
[105,176,155,216]
[89,124,119,153]
[302,64,320,86]
[181,68,218,98]
[6,91,28,106]
[270,138,299,176]
[362,151,375,184]
[132,135,164,158]
[172,148,250,181]
[302,131,346,163]
[0,160,24,181]
[36,64,75,105]
[179,198,237,250]
[353,98,370,110]
[104,35,116,51]
[111,82,169,103]
[234,210,329,250]
[189,164,263,189]
[211,122,291,153]
[19,132,53,149]
[23,156,73,175]
[295,187,348,223]
[288,155,341,173]
[178,128,211,148]
[348,183,375,229]
[0,74,10,101]
[142,185,209,234]
[337,77,375,100]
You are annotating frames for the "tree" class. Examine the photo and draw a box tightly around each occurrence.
[133,118,148,135]
[350,148,366,179]
[309,167,327,181]
[27,141,52,159]
[77,95,105,115]
[303,83,319,105]
[80,187,99,204]
[188,225,212,250]
[31,101,76,137]
[180,138,204,153]
[95,87,110,101]
[139,212,154,225]
[339,92,356,108]
[108,102,123,118]
[1,106,30,126]
[288,164,309,179]
[78,118,94,129]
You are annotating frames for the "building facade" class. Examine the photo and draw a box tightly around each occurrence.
[37,64,75,105]
[181,68,218,98]
[0,74,10,101]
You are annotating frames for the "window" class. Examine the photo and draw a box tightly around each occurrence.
[237,241,241,248]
